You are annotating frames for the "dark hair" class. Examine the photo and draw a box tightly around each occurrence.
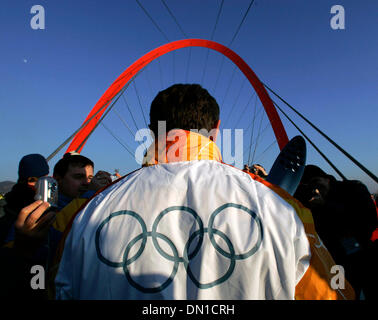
[149,84,220,137]
[301,165,328,184]
[53,153,94,178]
[18,153,49,181]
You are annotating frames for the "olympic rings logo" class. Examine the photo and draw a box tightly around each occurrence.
[95,203,263,293]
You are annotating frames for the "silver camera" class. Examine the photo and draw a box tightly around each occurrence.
[34,176,58,207]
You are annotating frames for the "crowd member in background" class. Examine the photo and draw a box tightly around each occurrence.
[371,194,378,242]
[0,154,49,246]
[46,153,113,263]
[242,164,250,173]
[3,153,111,253]
[110,169,122,181]
[0,152,112,299]
[294,165,378,300]
[53,152,112,210]
[0,200,53,299]
[251,164,268,179]
[0,153,50,299]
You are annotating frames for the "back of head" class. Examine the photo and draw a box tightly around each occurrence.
[149,84,219,137]
[53,152,94,178]
[301,165,328,184]
[18,153,49,182]
[294,164,334,207]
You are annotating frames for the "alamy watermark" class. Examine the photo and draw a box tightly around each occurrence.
[330,265,345,290]
[134,122,244,168]
[330,5,345,30]
[29,264,346,292]
[30,5,45,30]
[30,265,45,290]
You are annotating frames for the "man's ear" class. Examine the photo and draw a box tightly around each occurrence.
[211,120,221,142]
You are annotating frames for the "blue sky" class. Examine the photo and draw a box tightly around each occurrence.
[0,0,377,193]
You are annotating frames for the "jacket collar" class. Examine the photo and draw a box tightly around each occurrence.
[142,129,222,166]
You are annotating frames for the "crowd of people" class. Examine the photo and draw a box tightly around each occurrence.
[0,152,116,298]
[243,162,378,300]
[294,165,378,299]
[0,83,377,300]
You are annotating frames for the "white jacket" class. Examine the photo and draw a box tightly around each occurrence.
[55,160,310,299]
[55,131,354,300]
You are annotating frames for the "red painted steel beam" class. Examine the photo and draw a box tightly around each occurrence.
[66,39,289,153]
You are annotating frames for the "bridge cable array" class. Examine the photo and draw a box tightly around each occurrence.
[264,82,378,185]
[46,2,378,189]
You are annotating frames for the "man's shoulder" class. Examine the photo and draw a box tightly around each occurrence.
[114,161,285,197]
[93,161,302,220]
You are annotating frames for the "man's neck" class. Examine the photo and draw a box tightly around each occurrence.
[142,129,222,166]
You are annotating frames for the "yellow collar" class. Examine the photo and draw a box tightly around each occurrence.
[142,129,222,166]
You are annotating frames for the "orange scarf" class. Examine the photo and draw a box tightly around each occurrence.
[142,129,222,166]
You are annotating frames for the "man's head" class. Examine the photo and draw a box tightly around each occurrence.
[18,153,49,187]
[294,165,335,209]
[149,84,220,138]
[53,153,94,199]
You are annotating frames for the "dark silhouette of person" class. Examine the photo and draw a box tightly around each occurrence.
[294,165,378,299]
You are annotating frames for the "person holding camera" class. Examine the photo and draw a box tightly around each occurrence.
[0,153,50,247]
[0,154,52,299]
[0,152,112,299]
[2,153,112,253]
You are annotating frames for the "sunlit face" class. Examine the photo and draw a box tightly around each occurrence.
[56,164,94,198]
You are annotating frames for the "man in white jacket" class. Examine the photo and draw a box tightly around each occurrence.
[54,84,354,300]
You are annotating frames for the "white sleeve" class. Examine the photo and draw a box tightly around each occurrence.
[293,211,311,285]
[54,199,98,299]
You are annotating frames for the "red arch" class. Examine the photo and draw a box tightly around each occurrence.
[66,39,289,153]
